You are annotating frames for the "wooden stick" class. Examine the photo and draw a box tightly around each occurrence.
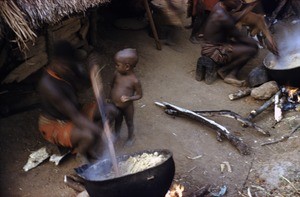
[274,91,283,122]
[261,124,300,146]
[143,0,162,50]
[155,102,251,155]
[228,88,252,101]
[90,65,119,176]
[193,110,270,136]
[247,90,281,121]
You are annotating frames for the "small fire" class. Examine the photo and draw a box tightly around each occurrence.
[285,86,300,103]
[165,183,184,197]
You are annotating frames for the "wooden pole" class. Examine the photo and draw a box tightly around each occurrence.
[143,0,162,50]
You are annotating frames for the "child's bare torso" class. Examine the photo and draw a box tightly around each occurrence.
[111,72,138,108]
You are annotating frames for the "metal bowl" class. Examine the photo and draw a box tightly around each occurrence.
[75,149,175,197]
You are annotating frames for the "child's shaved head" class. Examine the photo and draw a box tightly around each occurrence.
[114,48,138,68]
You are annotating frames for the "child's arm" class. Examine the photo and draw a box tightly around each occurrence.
[121,79,142,102]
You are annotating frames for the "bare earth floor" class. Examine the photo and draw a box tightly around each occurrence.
[0,19,299,197]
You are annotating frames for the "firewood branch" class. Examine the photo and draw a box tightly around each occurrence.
[193,110,270,136]
[261,124,300,146]
[247,90,281,121]
[155,102,251,155]
[228,88,252,101]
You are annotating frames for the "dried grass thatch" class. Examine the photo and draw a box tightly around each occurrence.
[0,1,37,51]
[0,0,110,52]
[15,0,111,28]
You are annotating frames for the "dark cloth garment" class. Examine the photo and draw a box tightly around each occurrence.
[201,42,233,64]
[40,69,80,120]
[38,102,97,148]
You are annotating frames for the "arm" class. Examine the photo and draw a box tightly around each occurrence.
[231,1,258,22]
[120,79,143,102]
[131,79,143,101]
[230,26,258,47]
[40,77,100,134]
[271,0,288,19]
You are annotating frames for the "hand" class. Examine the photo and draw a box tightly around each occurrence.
[265,38,279,57]
[120,95,130,103]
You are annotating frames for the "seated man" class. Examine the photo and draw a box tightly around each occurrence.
[201,0,258,86]
[38,41,115,163]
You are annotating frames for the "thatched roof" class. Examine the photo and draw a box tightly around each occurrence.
[0,0,110,51]
[16,0,111,28]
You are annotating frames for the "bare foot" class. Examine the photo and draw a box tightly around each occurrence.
[224,76,246,87]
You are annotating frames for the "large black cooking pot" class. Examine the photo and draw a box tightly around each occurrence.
[263,52,300,87]
[75,149,175,197]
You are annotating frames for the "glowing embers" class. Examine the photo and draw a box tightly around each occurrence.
[281,86,300,111]
[165,183,185,197]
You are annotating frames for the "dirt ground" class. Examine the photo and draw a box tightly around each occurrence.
[1,11,300,197]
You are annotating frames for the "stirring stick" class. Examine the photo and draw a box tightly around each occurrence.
[90,65,120,176]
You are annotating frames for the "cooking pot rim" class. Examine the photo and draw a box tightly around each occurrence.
[264,52,300,71]
[75,149,174,182]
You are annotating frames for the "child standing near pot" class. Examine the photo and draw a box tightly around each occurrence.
[110,48,143,146]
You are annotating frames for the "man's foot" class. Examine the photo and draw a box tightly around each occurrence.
[224,76,246,87]
[189,36,201,44]
[124,136,136,147]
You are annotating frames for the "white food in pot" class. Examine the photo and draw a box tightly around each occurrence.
[103,152,167,179]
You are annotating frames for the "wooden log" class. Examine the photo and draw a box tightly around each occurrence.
[0,91,40,118]
[228,87,252,100]
[64,175,85,192]
[247,90,281,121]
[2,52,48,83]
[274,91,283,122]
[193,110,270,136]
[52,18,81,41]
[52,16,81,31]
[155,102,251,155]
[11,36,47,61]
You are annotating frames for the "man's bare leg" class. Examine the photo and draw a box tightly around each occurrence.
[223,68,246,87]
